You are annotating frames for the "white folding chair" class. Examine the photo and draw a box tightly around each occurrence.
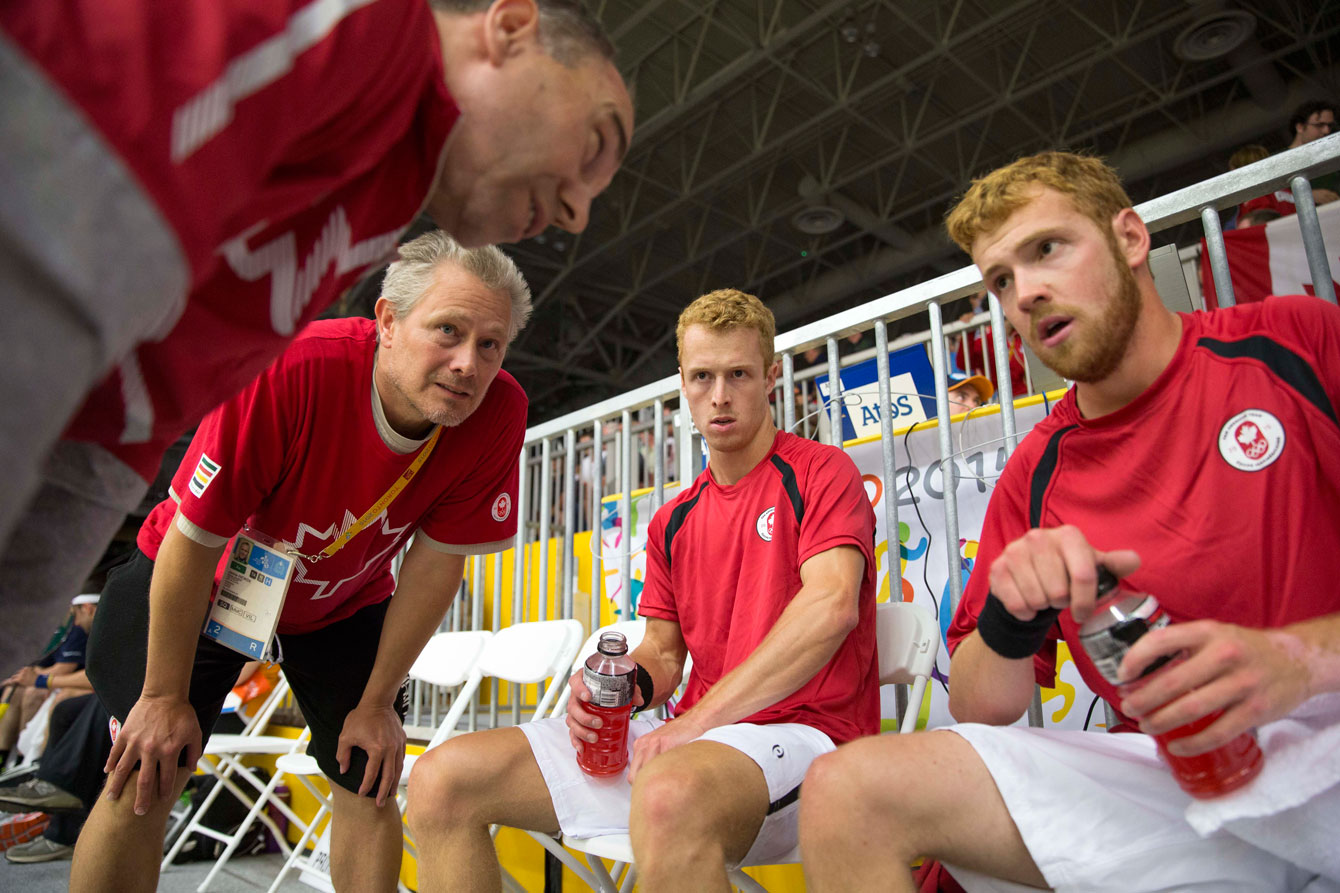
[562,601,941,892]
[160,676,319,893]
[262,628,493,893]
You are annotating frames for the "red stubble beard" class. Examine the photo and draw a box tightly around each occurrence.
[1022,243,1141,383]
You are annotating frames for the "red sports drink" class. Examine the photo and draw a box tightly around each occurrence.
[577,631,636,777]
[1078,567,1263,798]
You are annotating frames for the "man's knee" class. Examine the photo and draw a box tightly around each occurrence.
[802,734,948,835]
[406,735,506,831]
[631,755,735,843]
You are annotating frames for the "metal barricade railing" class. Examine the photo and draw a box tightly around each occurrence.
[400,134,1340,740]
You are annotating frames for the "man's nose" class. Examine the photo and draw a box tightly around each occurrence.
[554,184,594,233]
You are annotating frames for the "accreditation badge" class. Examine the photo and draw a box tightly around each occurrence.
[202,529,294,659]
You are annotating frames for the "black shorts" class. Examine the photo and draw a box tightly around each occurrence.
[87,548,408,796]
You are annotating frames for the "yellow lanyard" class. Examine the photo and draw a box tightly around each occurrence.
[295,426,442,562]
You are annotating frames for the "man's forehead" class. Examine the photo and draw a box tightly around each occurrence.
[682,325,764,362]
[971,186,1077,262]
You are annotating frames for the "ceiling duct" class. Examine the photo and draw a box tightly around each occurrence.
[1173,9,1255,62]
[790,204,845,235]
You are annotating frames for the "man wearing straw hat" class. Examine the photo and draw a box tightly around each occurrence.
[801,150,1340,891]
[73,232,531,893]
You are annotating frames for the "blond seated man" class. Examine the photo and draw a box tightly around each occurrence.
[407,289,881,892]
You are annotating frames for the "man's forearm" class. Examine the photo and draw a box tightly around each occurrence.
[358,545,462,706]
[946,631,1037,724]
[1281,611,1340,700]
[686,583,857,731]
[143,522,227,699]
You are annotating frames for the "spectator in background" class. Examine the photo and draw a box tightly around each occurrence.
[1239,208,1283,228]
[946,372,993,415]
[0,595,98,767]
[1238,100,1340,221]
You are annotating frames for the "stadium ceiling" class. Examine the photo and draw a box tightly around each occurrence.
[341,0,1340,422]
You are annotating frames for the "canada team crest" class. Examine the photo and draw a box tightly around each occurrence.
[756,507,775,542]
[491,493,512,522]
[1217,409,1285,472]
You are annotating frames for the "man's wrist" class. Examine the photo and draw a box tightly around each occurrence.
[633,663,655,713]
[976,594,1059,659]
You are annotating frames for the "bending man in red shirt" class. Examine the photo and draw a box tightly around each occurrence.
[73,231,531,892]
[406,289,880,891]
[0,0,634,669]
[800,152,1340,891]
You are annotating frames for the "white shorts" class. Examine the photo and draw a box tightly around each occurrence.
[517,715,834,866]
[943,718,1340,893]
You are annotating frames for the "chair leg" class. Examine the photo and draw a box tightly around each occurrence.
[265,788,330,893]
[161,758,232,871]
[197,763,293,893]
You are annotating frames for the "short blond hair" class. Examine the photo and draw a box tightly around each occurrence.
[945,151,1133,255]
[676,288,776,370]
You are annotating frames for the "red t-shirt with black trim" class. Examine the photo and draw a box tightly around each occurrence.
[136,318,526,634]
[947,296,1340,719]
[638,431,880,744]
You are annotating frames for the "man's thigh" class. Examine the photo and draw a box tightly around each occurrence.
[945,723,1315,893]
[413,725,561,835]
[276,599,409,796]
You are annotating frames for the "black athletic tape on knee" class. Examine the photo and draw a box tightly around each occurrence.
[633,663,655,714]
[975,595,1059,659]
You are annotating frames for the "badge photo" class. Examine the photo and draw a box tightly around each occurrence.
[1217,409,1285,472]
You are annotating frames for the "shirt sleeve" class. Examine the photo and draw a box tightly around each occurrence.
[1264,295,1340,410]
[635,508,677,623]
[52,625,89,667]
[946,450,1059,686]
[170,347,306,540]
[797,448,877,571]
[415,379,527,553]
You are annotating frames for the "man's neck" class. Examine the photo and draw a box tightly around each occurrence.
[708,423,779,487]
[1074,290,1183,419]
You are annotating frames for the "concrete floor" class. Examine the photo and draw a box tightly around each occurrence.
[0,849,316,892]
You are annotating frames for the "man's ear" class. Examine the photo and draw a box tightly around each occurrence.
[482,0,541,66]
[373,297,397,349]
[1110,207,1150,270]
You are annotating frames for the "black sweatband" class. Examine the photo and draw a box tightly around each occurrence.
[632,662,655,713]
[976,594,1059,659]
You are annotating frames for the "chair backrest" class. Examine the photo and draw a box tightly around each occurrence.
[409,630,493,688]
[411,631,493,752]
[875,601,940,734]
[476,619,585,723]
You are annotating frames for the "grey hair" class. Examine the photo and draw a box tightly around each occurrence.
[429,0,615,66]
[381,230,533,341]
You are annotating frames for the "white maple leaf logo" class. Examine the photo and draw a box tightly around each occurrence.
[1237,424,1259,446]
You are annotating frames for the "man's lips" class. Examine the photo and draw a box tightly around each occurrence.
[436,382,473,400]
[1035,315,1074,348]
[523,198,549,241]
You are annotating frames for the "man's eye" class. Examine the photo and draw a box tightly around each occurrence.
[994,275,1011,292]
[440,325,455,336]
[732,369,746,378]
[1039,240,1058,256]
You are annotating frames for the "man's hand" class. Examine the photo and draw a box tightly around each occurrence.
[4,666,38,687]
[1117,621,1310,756]
[104,695,202,815]
[564,670,646,755]
[988,525,1140,624]
[626,714,708,784]
[336,703,406,807]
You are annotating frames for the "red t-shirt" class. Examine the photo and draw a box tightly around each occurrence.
[136,318,527,634]
[3,0,456,481]
[637,431,880,744]
[947,296,1340,720]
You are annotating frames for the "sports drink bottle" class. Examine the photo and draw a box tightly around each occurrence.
[1078,566,1263,798]
[577,631,636,776]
